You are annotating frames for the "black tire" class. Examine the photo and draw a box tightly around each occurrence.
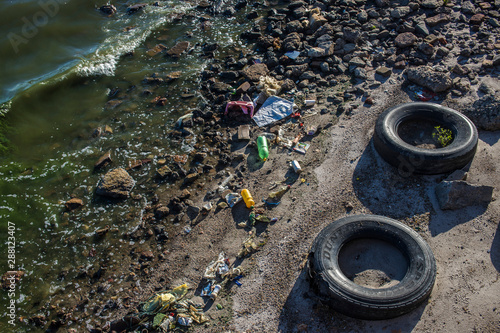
[308,215,436,320]
[373,102,478,175]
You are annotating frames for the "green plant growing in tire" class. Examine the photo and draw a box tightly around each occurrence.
[432,126,453,147]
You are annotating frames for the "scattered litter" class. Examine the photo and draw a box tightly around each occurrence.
[415,89,436,101]
[210,284,221,300]
[256,136,269,161]
[218,202,229,209]
[184,226,192,234]
[238,236,259,258]
[284,51,300,59]
[177,314,193,326]
[253,96,295,127]
[225,192,241,207]
[304,99,316,106]
[140,283,189,316]
[263,199,281,206]
[306,125,317,136]
[293,142,310,154]
[234,275,243,286]
[204,252,229,280]
[225,101,255,118]
[202,202,213,212]
[291,160,302,174]
[216,303,223,310]
[255,215,272,223]
[249,210,256,225]
[257,75,282,96]
[238,125,251,140]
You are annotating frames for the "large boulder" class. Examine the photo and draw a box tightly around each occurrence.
[461,94,500,131]
[242,63,269,81]
[435,181,494,210]
[407,66,452,92]
[96,168,135,199]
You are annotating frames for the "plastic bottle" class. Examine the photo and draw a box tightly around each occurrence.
[241,189,255,208]
[256,136,269,161]
[269,185,290,199]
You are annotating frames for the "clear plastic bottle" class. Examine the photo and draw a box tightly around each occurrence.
[256,136,269,161]
[269,185,290,198]
[241,189,256,208]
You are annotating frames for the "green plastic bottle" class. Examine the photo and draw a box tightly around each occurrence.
[257,136,269,161]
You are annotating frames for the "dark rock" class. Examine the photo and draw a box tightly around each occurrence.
[436,181,494,210]
[395,32,417,48]
[461,94,500,131]
[420,0,441,9]
[154,206,170,219]
[418,42,434,56]
[287,64,309,77]
[211,82,233,93]
[186,205,201,220]
[282,32,302,51]
[127,3,147,14]
[470,14,485,25]
[415,22,430,36]
[220,71,240,80]
[96,168,135,199]
[376,66,392,77]
[391,6,411,19]
[407,66,452,92]
[286,20,304,33]
[140,250,154,261]
[425,13,451,27]
[99,5,117,16]
[146,44,167,57]
[242,63,269,81]
[166,41,190,57]
[184,173,199,184]
[65,198,84,211]
[281,79,296,91]
[343,27,361,43]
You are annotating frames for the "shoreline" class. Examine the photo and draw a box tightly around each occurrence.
[5,0,500,332]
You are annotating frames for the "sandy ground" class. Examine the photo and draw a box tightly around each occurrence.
[125,72,500,333]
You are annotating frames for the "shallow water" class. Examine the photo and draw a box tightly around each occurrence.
[0,0,256,329]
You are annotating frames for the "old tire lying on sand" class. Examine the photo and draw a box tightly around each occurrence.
[373,102,478,175]
[308,215,436,320]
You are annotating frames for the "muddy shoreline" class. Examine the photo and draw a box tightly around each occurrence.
[15,0,500,332]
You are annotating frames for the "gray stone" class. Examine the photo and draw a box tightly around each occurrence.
[420,0,441,9]
[395,32,417,48]
[436,181,494,210]
[349,56,366,68]
[407,66,452,92]
[461,94,500,131]
[461,1,476,14]
[425,14,451,27]
[391,6,411,19]
[415,22,430,36]
[96,168,135,199]
[343,27,362,43]
[376,66,392,77]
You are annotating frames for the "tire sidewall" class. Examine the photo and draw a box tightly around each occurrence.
[373,102,478,174]
[310,215,436,320]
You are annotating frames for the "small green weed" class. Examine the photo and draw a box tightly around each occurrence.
[432,126,453,147]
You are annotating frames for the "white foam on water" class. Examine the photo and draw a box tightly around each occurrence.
[76,1,194,77]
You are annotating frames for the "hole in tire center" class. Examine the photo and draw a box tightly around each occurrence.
[338,238,409,289]
[397,118,454,149]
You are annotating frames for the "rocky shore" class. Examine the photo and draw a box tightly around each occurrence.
[11,0,500,332]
